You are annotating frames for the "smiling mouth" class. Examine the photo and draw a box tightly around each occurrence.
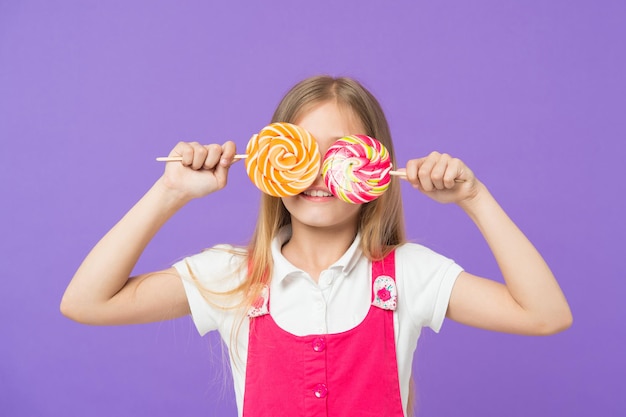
[302,190,333,197]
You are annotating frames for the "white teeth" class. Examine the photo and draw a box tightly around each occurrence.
[304,190,333,197]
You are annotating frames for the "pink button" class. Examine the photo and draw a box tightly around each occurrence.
[313,383,328,398]
[312,337,326,352]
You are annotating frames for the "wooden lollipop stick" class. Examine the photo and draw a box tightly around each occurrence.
[156,156,464,183]
[156,154,248,162]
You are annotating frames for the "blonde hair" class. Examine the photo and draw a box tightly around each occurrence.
[245,75,407,294]
[216,75,407,338]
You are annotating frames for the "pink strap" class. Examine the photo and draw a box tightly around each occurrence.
[371,251,398,310]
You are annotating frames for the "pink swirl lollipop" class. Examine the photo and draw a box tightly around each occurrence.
[322,135,392,204]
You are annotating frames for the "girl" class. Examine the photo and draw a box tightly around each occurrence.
[61,75,572,417]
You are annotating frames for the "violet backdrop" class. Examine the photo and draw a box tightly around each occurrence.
[1,1,624,416]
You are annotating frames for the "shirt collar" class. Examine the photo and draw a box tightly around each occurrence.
[271,225,363,283]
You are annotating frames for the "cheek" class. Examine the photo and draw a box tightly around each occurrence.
[316,137,338,161]
[318,144,331,158]
[280,196,295,210]
[342,202,363,219]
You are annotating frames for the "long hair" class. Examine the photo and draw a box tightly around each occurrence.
[246,76,406,293]
[222,75,407,342]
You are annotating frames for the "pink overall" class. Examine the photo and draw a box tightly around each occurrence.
[242,251,405,417]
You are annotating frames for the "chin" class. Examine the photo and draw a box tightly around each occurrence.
[296,213,360,230]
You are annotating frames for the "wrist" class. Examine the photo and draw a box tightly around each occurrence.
[152,177,195,209]
[457,181,492,215]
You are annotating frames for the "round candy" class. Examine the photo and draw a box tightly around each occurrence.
[244,122,321,197]
[322,135,392,204]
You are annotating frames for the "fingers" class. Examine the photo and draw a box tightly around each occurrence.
[170,141,237,171]
[170,142,206,170]
[405,152,465,192]
[218,140,237,167]
[201,144,222,170]
[213,141,236,185]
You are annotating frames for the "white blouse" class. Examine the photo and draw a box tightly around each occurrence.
[174,227,463,416]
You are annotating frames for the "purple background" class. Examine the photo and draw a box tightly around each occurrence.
[1,1,624,416]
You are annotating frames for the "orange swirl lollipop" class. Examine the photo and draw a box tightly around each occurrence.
[244,122,321,197]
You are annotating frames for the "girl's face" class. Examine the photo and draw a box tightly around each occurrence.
[281,100,364,231]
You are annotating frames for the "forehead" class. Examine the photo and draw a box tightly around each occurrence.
[294,101,366,145]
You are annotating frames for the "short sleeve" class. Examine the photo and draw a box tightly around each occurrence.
[395,243,463,333]
[173,244,246,336]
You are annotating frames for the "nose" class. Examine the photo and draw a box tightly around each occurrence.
[313,160,326,185]
[312,139,334,186]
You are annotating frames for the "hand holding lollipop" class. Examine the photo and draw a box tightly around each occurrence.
[157,122,321,197]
